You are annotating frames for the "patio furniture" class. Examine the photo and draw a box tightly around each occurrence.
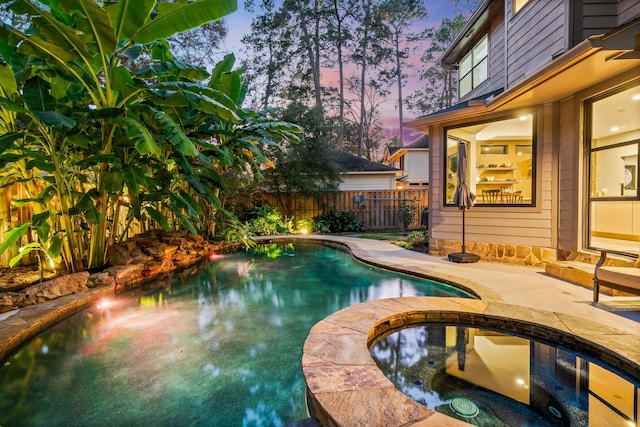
[593,250,640,302]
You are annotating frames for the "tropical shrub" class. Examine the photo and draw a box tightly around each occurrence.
[296,218,314,233]
[0,0,301,270]
[313,210,364,233]
[243,202,292,236]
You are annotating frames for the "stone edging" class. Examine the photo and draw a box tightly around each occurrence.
[302,297,640,426]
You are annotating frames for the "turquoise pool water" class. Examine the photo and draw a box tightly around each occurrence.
[0,242,473,426]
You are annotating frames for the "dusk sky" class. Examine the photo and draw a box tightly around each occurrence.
[219,0,478,143]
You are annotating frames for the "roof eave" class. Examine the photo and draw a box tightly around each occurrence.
[440,0,492,67]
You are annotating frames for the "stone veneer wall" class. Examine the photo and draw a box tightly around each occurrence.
[431,239,637,268]
[430,239,638,268]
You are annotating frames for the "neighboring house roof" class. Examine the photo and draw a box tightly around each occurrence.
[383,134,431,163]
[405,134,430,149]
[330,151,400,174]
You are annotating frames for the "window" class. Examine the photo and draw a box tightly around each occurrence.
[459,35,488,98]
[445,115,535,206]
[586,83,640,254]
[514,0,531,14]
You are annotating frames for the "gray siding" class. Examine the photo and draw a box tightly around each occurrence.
[571,0,618,45]
[619,0,640,24]
[506,1,565,88]
[556,97,579,251]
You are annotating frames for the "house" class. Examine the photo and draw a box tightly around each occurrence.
[407,0,640,264]
[382,135,430,189]
[330,151,403,191]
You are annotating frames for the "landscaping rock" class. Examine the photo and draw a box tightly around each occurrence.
[107,244,134,266]
[105,264,145,291]
[0,293,25,314]
[22,272,90,304]
[1,229,220,311]
[88,272,116,288]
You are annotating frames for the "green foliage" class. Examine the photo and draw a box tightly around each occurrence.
[242,202,293,236]
[398,199,418,232]
[296,218,314,233]
[313,210,364,233]
[394,240,413,250]
[0,1,302,271]
[407,230,428,246]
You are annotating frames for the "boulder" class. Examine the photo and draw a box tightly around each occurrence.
[0,293,25,314]
[23,272,90,304]
[107,244,134,266]
[104,264,145,290]
[88,272,116,288]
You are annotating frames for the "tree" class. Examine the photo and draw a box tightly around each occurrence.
[406,14,467,115]
[378,0,428,147]
[241,0,294,109]
[345,76,387,159]
[327,0,355,149]
[167,21,228,68]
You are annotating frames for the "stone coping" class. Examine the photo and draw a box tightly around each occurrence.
[302,297,640,426]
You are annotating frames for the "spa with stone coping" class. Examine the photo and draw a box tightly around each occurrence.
[302,297,640,426]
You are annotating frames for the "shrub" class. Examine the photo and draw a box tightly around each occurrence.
[296,218,314,233]
[313,210,364,233]
[407,230,429,246]
[398,199,419,233]
[243,202,293,236]
[394,241,413,250]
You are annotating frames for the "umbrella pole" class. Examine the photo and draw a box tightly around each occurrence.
[461,210,466,254]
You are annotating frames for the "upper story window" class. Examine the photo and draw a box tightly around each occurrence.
[514,0,531,14]
[459,35,488,98]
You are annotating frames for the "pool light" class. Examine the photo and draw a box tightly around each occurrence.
[209,252,223,261]
[96,299,112,310]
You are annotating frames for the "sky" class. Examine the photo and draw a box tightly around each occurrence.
[217,0,478,144]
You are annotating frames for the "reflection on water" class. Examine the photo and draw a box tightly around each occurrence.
[371,325,640,426]
[0,243,472,426]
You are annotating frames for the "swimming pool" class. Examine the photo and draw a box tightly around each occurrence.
[0,242,473,426]
[371,324,640,426]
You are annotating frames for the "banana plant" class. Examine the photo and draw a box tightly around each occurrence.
[0,0,237,268]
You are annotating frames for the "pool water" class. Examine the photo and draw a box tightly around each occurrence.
[0,243,472,426]
[371,324,640,426]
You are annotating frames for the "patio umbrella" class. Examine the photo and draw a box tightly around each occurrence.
[448,141,480,263]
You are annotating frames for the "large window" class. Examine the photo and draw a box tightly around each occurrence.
[459,35,488,98]
[587,83,640,254]
[445,115,535,206]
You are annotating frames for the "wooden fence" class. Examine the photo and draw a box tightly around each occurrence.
[259,189,429,230]
[0,185,429,265]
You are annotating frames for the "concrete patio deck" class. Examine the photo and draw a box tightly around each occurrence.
[1,235,639,425]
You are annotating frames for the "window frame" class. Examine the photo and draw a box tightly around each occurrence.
[443,114,537,208]
[584,81,640,255]
[458,34,488,98]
